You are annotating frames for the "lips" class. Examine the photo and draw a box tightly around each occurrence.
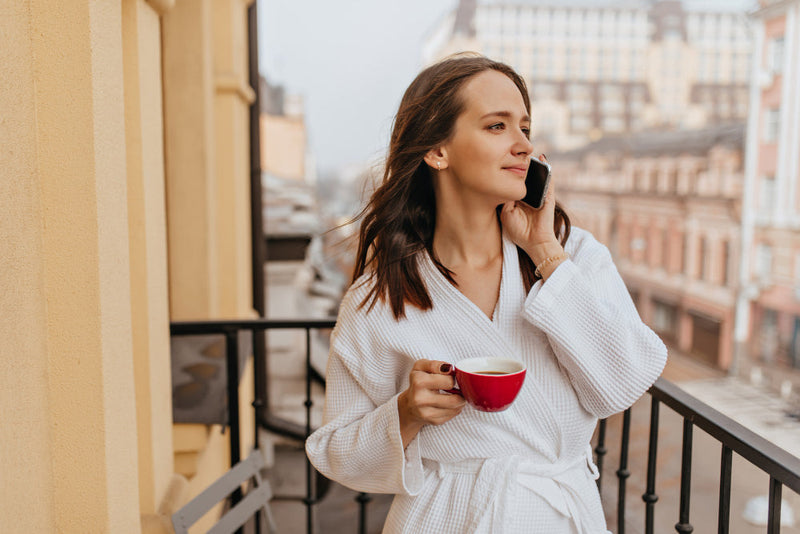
[503,165,528,176]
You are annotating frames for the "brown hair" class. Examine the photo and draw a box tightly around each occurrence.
[353,54,571,319]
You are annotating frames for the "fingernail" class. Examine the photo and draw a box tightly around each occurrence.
[440,364,452,373]
[541,153,548,161]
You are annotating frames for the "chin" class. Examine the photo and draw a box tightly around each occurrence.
[508,185,527,202]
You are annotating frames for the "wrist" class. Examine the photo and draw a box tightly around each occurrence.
[397,392,423,448]
[524,239,563,266]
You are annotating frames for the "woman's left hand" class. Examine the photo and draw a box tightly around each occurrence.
[500,155,559,254]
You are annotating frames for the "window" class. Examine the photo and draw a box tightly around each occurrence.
[759,175,776,216]
[682,234,690,275]
[718,97,730,117]
[603,116,625,132]
[795,253,800,300]
[631,236,647,262]
[653,300,678,338]
[770,37,785,73]
[760,308,778,363]
[764,108,780,142]
[571,114,592,132]
[756,243,773,282]
[667,168,678,192]
[698,236,707,281]
[722,240,731,287]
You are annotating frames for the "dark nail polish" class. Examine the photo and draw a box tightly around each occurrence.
[541,153,548,161]
[440,364,452,373]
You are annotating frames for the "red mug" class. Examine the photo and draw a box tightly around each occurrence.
[450,357,526,412]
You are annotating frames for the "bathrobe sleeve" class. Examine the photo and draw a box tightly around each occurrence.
[305,283,425,495]
[521,228,667,419]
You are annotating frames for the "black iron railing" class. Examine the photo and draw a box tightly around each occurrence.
[596,378,800,534]
[171,318,800,534]
[170,318,372,534]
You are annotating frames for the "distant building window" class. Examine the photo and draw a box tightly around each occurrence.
[795,253,800,300]
[653,300,678,340]
[668,168,678,192]
[603,116,625,133]
[682,233,690,275]
[631,236,647,262]
[535,83,559,100]
[770,37,785,73]
[718,98,730,117]
[756,243,773,282]
[722,240,731,287]
[699,236,708,281]
[568,83,592,99]
[764,108,780,142]
[571,114,592,132]
[759,175,776,216]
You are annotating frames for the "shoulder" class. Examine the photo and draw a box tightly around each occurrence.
[336,272,382,328]
[331,271,398,352]
[563,226,614,267]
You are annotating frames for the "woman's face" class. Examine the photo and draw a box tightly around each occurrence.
[439,69,533,205]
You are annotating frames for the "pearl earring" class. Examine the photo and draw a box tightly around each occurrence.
[437,161,441,170]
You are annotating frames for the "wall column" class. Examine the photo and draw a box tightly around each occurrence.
[212,0,256,318]
[1,1,140,531]
[163,0,219,320]
[123,0,178,525]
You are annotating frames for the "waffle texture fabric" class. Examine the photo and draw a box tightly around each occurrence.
[306,227,667,533]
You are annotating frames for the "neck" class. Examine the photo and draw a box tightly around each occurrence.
[432,195,503,269]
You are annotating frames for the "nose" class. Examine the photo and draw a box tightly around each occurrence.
[513,131,533,157]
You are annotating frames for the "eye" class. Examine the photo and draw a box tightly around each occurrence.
[521,127,531,137]
[488,122,505,131]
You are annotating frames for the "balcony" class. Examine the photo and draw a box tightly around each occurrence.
[170,318,800,534]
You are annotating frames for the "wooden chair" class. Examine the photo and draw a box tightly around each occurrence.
[172,449,278,534]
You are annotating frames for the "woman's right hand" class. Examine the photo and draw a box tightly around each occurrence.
[397,360,465,448]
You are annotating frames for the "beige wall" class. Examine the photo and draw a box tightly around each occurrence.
[1,1,141,531]
[2,0,257,531]
[1,3,56,529]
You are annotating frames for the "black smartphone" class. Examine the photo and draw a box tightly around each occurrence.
[522,158,551,209]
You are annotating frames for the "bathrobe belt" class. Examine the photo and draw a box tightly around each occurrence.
[432,447,601,533]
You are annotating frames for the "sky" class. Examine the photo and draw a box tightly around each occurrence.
[258,0,456,176]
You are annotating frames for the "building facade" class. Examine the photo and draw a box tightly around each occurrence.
[260,76,312,183]
[556,124,745,369]
[736,0,800,373]
[425,0,752,150]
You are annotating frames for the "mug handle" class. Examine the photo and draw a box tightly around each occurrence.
[444,366,461,395]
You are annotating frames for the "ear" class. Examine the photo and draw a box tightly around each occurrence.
[423,147,448,171]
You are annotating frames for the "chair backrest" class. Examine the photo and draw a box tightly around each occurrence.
[172,449,276,534]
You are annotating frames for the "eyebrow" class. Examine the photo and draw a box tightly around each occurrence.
[480,111,531,122]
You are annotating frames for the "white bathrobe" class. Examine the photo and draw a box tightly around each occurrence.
[306,227,667,533]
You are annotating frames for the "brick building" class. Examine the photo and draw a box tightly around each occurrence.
[555,124,745,369]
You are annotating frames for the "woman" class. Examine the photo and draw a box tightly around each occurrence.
[306,55,667,533]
